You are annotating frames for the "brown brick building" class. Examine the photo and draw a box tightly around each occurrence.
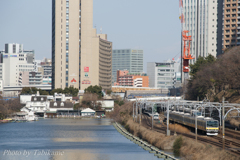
[114,70,149,87]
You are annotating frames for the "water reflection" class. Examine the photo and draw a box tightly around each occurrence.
[0,118,161,160]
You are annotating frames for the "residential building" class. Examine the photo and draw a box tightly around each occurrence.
[97,99,114,112]
[42,75,52,85]
[36,58,52,85]
[21,71,43,85]
[147,61,181,89]
[217,0,240,55]
[112,49,143,83]
[20,92,74,117]
[114,70,149,87]
[182,1,218,61]
[52,0,112,91]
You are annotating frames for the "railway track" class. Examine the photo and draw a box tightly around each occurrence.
[141,114,240,157]
[223,128,240,141]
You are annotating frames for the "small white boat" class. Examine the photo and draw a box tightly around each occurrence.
[26,111,38,121]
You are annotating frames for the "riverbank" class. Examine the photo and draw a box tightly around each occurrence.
[113,122,177,160]
[110,102,237,160]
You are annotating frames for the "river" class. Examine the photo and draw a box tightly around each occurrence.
[0,118,163,160]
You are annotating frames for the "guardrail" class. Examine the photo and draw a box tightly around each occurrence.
[113,122,178,160]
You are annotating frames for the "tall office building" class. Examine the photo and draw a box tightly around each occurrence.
[217,0,240,55]
[182,0,218,61]
[1,43,35,86]
[112,49,143,83]
[52,0,112,91]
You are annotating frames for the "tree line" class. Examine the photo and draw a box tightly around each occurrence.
[21,86,79,97]
[185,46,240,100]
[0,98,22,119]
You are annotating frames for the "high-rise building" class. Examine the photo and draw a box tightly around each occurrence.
[52,0,112,91]
[147,61,181,89]
[217,0,240,55]
[112,49,143,83]
[182,0,218,61]
[1,43,35,86]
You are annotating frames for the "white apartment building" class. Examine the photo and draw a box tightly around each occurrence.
[182,0,218,62]
[2,43,35,86]
[147,61,181,89]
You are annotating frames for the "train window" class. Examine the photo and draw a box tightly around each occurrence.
[207,121,218,127]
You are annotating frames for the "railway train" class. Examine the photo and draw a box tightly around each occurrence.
[164,111,219,135]
[144,112,160,120]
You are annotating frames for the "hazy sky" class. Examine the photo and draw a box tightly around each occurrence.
[0,0,181,71]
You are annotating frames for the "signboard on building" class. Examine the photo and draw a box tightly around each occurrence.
[3,55,8,58]
[82,80,91,84]
[10,55,17,57]
[71,78,76,84]
[84,67,89,72]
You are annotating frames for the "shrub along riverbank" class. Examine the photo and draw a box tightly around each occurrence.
[109,102,237,160]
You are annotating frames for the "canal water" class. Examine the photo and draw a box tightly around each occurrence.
[0,118,163,160]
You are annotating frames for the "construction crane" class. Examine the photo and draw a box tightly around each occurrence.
[182,30,194,73]
[179,0,195,82]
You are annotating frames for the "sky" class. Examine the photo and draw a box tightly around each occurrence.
[0,0,181,72]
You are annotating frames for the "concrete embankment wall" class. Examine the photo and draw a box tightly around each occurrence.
[113,122,178,160]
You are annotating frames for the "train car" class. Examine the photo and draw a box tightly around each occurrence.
[145,112,160,120]
[153,113,159,120]
[164,111,219,135]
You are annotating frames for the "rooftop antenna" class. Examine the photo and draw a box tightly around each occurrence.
[100,27,102,34]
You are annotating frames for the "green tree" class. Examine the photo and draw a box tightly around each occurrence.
[84,85,103,98]
[21,87,38,94]
[21,87,32,94]
[66,86,79,96]
[31,87,38,94]
[39,89,49,95]
[106,90,112,95]
[50,87,79,96]
[74,103,81,110]
[173,136,183,156]
[114,100,124,106]
[189,55,216,79]
[50,88,64,95]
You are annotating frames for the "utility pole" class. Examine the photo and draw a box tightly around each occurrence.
[136,102,138,122]
[152,103,153,130]
[167,101,170,136]
[140,103,142,125]
[133,102,135,121]
[222,97,225,150]
[195,113,197,142]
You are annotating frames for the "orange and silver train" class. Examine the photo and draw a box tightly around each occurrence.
[164,111,219,136]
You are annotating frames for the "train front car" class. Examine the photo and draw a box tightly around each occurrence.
[206,120,219,136]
